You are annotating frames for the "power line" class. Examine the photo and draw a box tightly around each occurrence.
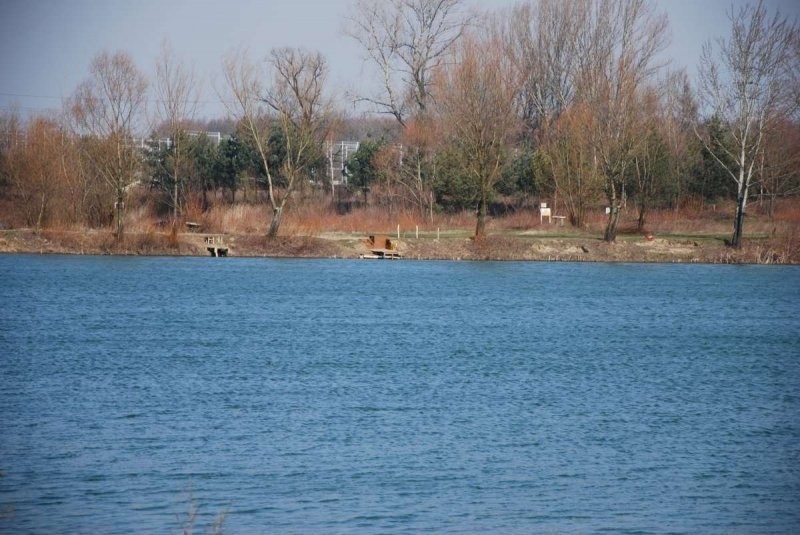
[0,92,63,100]
[0,91,226,106]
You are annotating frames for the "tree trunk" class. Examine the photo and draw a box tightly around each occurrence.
[567,194,585,228]
[36,191,48,233]
[637,202,647,232]
[115,192,124,239]
[475,191,487,237]
[268,205,283,238]
[731,189,747,248]
[173,179,179,224]
[603,185,623,243]
[417,159,424,218]
[604,204,621,242]
[768,193,776,220]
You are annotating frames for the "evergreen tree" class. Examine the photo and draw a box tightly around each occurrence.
[690,116,737,203]
[345,139,384,203]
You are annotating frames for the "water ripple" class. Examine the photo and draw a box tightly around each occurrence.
[1,257,798,533]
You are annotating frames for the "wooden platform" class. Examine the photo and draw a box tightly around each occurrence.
[360,248,402,259]
[360,234,401,259]
[207,246,228,257]
[204,235,229,257]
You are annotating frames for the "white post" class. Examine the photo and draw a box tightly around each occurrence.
[397,224,400,239]
[416,225,419,239]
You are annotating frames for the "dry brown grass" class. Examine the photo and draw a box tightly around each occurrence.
[37,228,165,255]
[232,234,345,257]
[570,198,800,239]
[282,199,475,235]
[770,198,800,223]
[495,209,545,230]
[125,201,162,234]
[200,204,267,234]
[170,195,800,246]
[4,193,799,262]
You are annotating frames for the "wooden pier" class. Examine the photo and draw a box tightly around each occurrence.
[204,235,229,257]
[360,235,402,259]
[360,249,402,259]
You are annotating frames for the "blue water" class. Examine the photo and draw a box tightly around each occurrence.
[1,255,799,534]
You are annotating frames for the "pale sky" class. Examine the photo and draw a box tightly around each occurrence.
[1,0,798,123]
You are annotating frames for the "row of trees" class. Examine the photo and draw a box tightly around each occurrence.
[343,0,799,246]
[1,0,798,247]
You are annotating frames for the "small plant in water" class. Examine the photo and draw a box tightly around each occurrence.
[177,488,226,535]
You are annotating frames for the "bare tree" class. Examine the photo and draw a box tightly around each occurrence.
[575,0,668,242]
[435,29,520,237]
[631,88,671,231]
[511,0,666,234]
[6,118,65,230]
[154,40,199,227]
[345,0,469,126]
[375,118,439,217]
[541,103,602,228]
[263,47,332,236]
[0,111,89,230]
[221,49,272,194]
[758,118,800,218]
[792,26,800,111]
[661,70,699,209]
[697,1,798,248]
[69,51,148,238]
[222,47,331,237]
[505,0,585,134]
[345,0,469,218]
[0,111,23,196]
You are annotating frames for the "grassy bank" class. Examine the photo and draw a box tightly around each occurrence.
[1,198,798,264]
[1,228,797,264]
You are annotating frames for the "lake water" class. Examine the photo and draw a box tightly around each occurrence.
[1,255,799,534]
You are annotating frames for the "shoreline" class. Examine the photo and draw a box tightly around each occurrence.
[1,229,796,265]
